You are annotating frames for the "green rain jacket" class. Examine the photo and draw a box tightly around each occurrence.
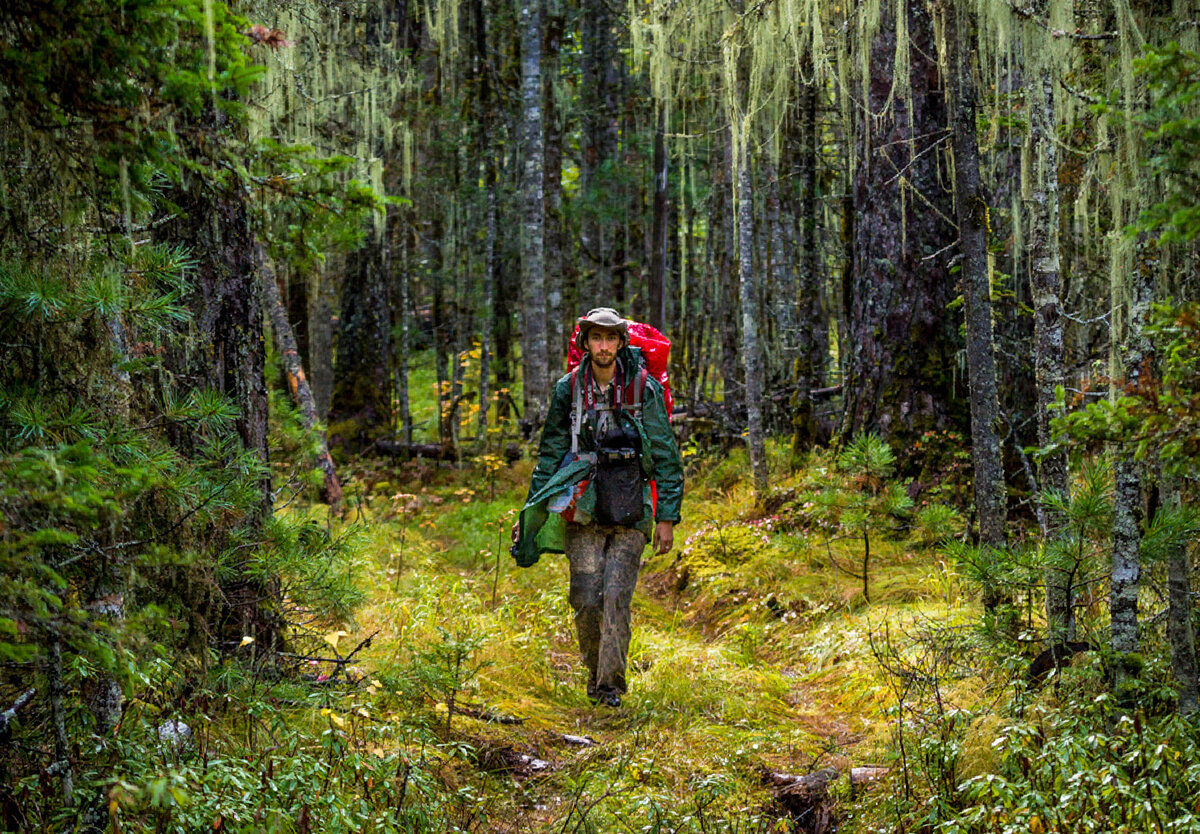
[514,346,684,567]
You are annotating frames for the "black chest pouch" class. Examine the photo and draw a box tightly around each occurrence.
[592,418,644,527]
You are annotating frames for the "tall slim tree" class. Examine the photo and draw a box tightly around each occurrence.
[947,0,1008,558]
[519,0,549,425]
[1024,0,1073,638]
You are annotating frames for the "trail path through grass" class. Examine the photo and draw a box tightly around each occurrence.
[337,456,971,830]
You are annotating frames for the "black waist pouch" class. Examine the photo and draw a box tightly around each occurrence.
[593,447,644,527]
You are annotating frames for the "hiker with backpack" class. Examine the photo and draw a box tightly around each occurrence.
[512,307,684,708]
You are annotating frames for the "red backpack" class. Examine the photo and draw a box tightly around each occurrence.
[566,321,673,417]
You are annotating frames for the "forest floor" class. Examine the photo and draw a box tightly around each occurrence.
[299,442,982,832]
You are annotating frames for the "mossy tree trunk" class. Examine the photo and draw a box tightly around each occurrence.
[159,174,284,650]
[840,0,960,448]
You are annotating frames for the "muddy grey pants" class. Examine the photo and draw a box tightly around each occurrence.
[565,523,647,696]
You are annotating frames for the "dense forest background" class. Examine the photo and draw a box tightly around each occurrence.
[3,0,1200,831]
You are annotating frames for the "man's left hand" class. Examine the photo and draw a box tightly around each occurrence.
[652,521,675,555]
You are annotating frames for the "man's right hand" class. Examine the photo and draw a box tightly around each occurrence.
[510,522,520,549]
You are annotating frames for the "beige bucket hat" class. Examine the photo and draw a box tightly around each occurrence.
[574,307,629,352]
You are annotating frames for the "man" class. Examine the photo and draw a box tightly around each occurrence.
[514,308,684,707]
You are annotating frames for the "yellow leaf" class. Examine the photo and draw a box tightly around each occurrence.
[239,636,255,647]
[1030,815,1044,834]
[324,630,350,650]
[328,712,345,728]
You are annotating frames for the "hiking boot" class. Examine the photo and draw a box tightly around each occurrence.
[596,691,621,708]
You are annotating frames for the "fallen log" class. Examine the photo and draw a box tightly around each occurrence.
[763,766,839,834]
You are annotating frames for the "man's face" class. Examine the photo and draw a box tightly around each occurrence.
[586,327,622,367]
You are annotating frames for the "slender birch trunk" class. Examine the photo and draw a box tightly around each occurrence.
[948,0,1007,560]
[519,0,548,426]
[1110,237,1156,664]
[738,149,768,500]
[1026,0,1072,638]
[544,0,565,379]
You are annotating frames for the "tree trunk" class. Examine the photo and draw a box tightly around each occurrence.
[649,103,669,332]
[736,135,769,500]
[1163,473,1198,716]
[397,214,414,447]
[157,172,283,649]
[1026,1,1072,637]
[841,0,960,447]
[544,0,566,379]
[948,0,1007,559]
[581,0,620,302]
[330,239,392,448]
[1109,237,1156,665]
[718,127,743,422]
[792,71,824,453]
[261,251,343,507]
[764,161,796,388]
[307,264,335,422]
[519,0,549,426]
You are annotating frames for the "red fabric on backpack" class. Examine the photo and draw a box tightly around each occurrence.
[568,321,673,417]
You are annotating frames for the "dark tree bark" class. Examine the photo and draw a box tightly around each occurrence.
[472,0,494,443]
[157,171,283,649]
[649,103,669,331]
[764,161,796,388]
[396,213,414,446]
[1162,473,1198,716]
[791,72,825,453]
[580,0,621,301]
[841,0,961,446]
[330,239,392,448]
[718,127,743,421]
[947,0,1007,558]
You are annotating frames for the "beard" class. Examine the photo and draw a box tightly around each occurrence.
[590,352,616,368]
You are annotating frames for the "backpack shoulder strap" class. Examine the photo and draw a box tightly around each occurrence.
[570,366,583,455]
[629,367,649,412]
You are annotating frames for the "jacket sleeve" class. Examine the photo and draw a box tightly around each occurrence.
[527,375,573,501]
[641,378,684,523]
